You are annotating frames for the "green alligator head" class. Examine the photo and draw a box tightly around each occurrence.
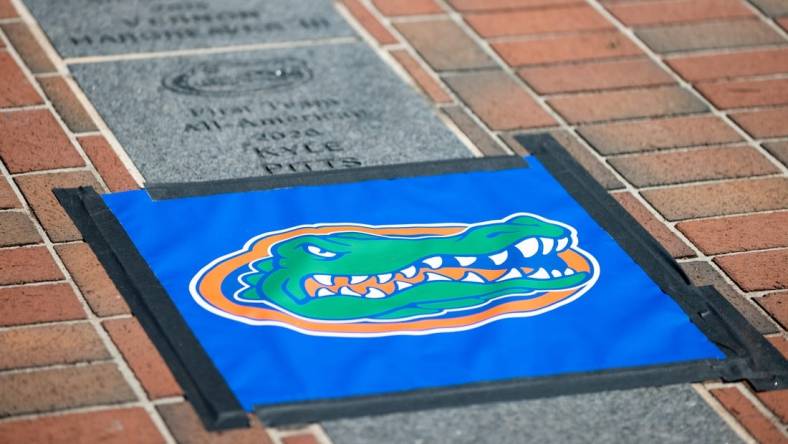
[235,214,594,322]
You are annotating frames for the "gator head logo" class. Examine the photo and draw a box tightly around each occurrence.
[190,213,599,337]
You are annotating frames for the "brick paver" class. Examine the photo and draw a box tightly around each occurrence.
[698,78,788,110]
[0,283,85,327]
[731,107,788,139]
[764,142,788,167]
[37,76,97,134]
[677,212,788,255]
[341,0,397,45]
[667,47,788,82]
[372,0,442,16]
[156,403,273,444]
[635,19,783,53]
[0,323,108,370]
[0,110,84,173]
[715,248,788,291]
[0,23,57,74]
[55,242,130,317]
[0,246,63,285]
[519,58,673,94]
[464,4,612,37]
[76,135,138,193]
[493,31,641,66]
[0,0,17,18]
[711,387,788,444]
[396,19,496,71]
[0,51,42,108]
[756,292,788,330]
[0,212,41,247]
[606,0,753,26]
[389,49,452,103]
[447,0,580,11]
[612,192,695,257]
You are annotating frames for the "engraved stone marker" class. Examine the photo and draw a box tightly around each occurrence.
[71,42,473,183]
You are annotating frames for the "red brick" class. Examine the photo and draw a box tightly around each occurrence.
[0,408,165,444]
[731,107,788,139]
[667,47,788,82]
[0,23,57,74]
[765,142,788,167]
[396,19,496,71]
[493,31,641,66]
[678,212,788,255]
[37,76,97,134]
[0,0,17,18]
[341,0,398,45]
[756,388,788,425]
[548,86,706,124]
[641,177,788,221]
[0,51,42,108]
[768,335,788,359]
[442,106,507,156]
[282,434,320,444]
[0,283,85,327]
[579,115,742,155]
[0,246,63,285]
[56,243,130,317]
[15,171,101,243]
[0,363,136,416]
[0,323,108,370]
[465,4,612,38]
[77,135,139,192]
[372,0,442,16]
[779,17,788,32]
[711,387,788,444]
[715,248,788,291]
[0,176,20,209]
[103,318,182,399]
[607,0,753,27]
[448,0,581,11]
[610,145,778,187]
[445,71,554,130]
[157,402,273,444]
[755,291,788,330]
[0,110,84,173]
[698,78,788,110]
[389,50,451,103]
[0,211,41,247]
[636,19,783,53]
[612,192,695,257]
[519,58,672,94]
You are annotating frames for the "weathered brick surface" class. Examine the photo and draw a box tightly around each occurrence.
[77,135,139,192]
[37,76,97,134]
[756,292,788,330]
[0,51,42,108]
[636,20,783,53]
[0,176,20,209]
[282,434,321,444]
[493,31,641,66]
[0,0,17,18]
[0,211,41,247]
[0,323,108,370]
[768,335,788,358]
[0,363,136,416]
[749,0,788,16]
[464,4,611,37]
[341,0,397,45]
[0,246,63,285]
[445,71,554,130]
[396,19,496,71]
[157,402,273,444]
[442,106,507,156]
[548,86,706,124]
[389,50,451,103]
[678,211,788,255]
[715,248,788,291]
[698,78,788,110]
[103,318,182,399]
[764,142,788,167]
[778,17,788,32]
[372,0,442,16]
[642,177,788,221]
[578,115,741,155]
[15,171,101,243]
[609,145,778,187]
[756,387,788,425]
[55,243,130,317]
[519,58,673,94]
[0,283,85,327]
[606,0,753,26]
[447,0,580,11]
[711,387,788,444]
[667,47,788,82]
[0,407,165,444]
[612,192,695,258]
[0,110,84,173]
[731,107,788,139]
[0,23,57,74]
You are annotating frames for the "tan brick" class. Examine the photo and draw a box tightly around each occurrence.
[731,107,788,139]
[37,76,97,134]
[0,0,17,18]
[711,387,788,444]
[0,363,136,416]
[0,212,41,247]
[764,142,788,167]
[0,283,85,327]
[641,177,788,221]
[56,243,129,317]
[441,106,507,156]
[779,17,788,32]
[612,192,695,258]
[607,0,753,26]
[0,51,42,108]
[698,78,788,110]
[0,23,57,74]
[636,19,783,53]
[0,323,108,370]
[447,0,581,11]
[755,291,788,331]
[548,86,707,124]
[341,0,397,45]
[493,31,641,66]
[678,211,788,255]
[15,171,102,243]
[77,135,139,192]
[0,408,165,444]
[0,176,20,209]
[103,318,182,399]
[396,19,496,71]
[389,50,451,103]
[667,47,788,82]
[283,434,321,444]
[0,110,84,173]
[157,402,273,444]
[465,4,611,37]
[715,248,788,291]
[0,246,63,285]
[750,0,788,16]
[519,58,673,94]
[372,0,442,16]
[445,70,554,130]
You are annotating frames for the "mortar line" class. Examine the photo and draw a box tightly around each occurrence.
[0,359,117,376]
[0,314,133,332]
[692,383,757,444]
[0,400,167,424]
[734,383,788,436]
[741,0,788,40]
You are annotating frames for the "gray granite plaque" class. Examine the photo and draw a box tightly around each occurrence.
[23,0,355,58]
[71,42,473,183]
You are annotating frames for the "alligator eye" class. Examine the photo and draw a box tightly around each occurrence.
[305,244,337,258]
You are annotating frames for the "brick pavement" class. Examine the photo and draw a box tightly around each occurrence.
[0,0,786,442]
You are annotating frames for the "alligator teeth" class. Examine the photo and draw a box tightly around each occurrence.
[462,272,485,283]
[550,269,562,278]
[316,288,335,297]
[564,268,575,276]
[497,268,523,281]
[350,275,368,284]
[340,286,362,297]
[530,268,550,280]
[556,237,569,252]
[377,273,392,284]
[489,250,508,266]
[423,256,443,269]
[401,266,417,278]
[455,256,477,267]
[365,288,387,299]
[515,238,539,258]
[540,238,555,255]
[313,274,333,286]
[426,272,450,281]
[396,281,413,290]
